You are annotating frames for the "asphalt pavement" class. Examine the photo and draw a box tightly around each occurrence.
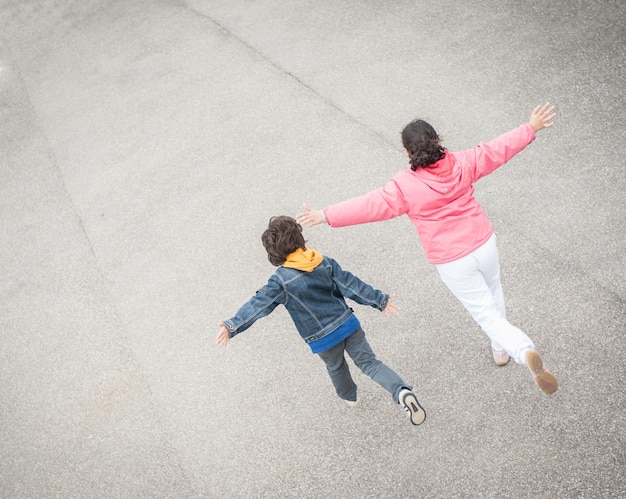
[1,0,625,497]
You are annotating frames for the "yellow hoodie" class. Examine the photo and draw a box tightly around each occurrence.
[282,248,323,272]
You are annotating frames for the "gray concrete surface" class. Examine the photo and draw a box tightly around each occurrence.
[1,0,624,497]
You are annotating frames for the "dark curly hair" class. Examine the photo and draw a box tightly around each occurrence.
[401,119,446,170]
[261,216,306,266]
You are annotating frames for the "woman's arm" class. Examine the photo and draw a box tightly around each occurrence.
[462,103,556,181]
[297,178,408,228]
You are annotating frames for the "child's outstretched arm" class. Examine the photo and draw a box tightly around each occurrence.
[216,322,231,347]
[381,293,400,319]
[529,102,556,133]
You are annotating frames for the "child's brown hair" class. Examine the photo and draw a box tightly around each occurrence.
[261,216,306,266]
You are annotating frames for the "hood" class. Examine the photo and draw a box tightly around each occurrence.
[413,153,458,194]
[282,248,324,272]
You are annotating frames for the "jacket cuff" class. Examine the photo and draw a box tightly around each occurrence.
[223,320,237,336]
[379,294,389,311]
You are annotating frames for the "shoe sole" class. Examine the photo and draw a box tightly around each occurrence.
[526,350,558,394]
[401,392,426,426]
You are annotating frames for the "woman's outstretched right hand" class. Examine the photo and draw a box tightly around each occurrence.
[297,203,325,227]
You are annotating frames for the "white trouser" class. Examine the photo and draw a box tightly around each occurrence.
[436,233,533,365]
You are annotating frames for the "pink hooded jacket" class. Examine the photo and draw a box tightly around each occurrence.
[323,123,536,264]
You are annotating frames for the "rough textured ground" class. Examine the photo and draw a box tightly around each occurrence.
[1,0,624,497]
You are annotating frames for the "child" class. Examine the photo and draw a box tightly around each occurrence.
[216,215,426,425]
[297,103,558,395]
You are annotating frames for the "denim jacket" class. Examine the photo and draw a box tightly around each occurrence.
[223,256,389,345]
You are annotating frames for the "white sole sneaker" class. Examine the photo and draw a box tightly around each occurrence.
[399,390,426,426]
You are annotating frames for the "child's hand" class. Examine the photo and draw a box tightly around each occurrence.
[382,293,400,319]
[529,102,556,133]
[216,322,231,347]
[296,203,325,227]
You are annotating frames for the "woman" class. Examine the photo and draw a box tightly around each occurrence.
[297,103,558,394]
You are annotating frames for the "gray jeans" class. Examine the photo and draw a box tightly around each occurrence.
[317,327,410,404]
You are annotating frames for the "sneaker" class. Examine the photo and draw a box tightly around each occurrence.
[399,389,426,426]
[343,398,359,408]
[525,350,558,394]
[491,346,510,366]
